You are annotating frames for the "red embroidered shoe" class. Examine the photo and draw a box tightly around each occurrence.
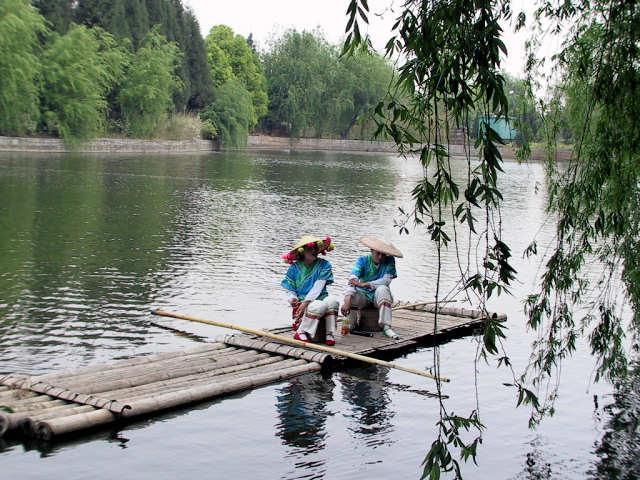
[294,331,310,343]
[325,334,335,346]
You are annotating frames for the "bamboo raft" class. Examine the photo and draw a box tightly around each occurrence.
[0,304,505,441]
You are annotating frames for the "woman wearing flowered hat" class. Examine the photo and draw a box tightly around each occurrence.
[281,235,339,345]
[340,237,403,339]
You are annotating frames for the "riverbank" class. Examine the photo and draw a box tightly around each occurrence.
[0,136,216,154]
[0,135,571,160]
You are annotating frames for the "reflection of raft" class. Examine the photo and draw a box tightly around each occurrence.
[0,304,505,441]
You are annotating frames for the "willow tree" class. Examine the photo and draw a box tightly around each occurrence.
[0,0,46,136]
[204,25,268,127]
[118,26,182,138]
[261,29,334,137]
[344,0,639,478]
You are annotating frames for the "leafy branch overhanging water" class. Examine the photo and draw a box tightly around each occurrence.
[345,0,639,478]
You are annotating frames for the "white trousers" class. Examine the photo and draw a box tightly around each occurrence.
[299,296,339,337]
[348,285,394,327]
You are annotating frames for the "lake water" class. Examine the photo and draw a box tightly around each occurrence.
[0,150,634,479]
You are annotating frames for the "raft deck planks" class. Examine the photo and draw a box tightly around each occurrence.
[0,305,503,441]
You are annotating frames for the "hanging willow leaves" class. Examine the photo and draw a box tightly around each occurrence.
[345,0,639,477]
[346,0,514,477]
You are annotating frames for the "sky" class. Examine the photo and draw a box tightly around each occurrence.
[185,0,542,77]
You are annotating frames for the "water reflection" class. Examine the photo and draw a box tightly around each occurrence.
[275,373,335,452]
[339,366,395,446]
[590,363,640,479]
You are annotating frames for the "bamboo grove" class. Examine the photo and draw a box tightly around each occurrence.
[0,0,396,147]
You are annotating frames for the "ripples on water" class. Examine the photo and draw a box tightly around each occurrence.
[0,151,634,479]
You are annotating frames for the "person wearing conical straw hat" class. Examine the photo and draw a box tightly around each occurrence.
[281,235,339,345]
[341,237,403,339]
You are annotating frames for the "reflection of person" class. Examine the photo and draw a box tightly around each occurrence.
[341,237,403,339]
[281,235,339,345]
[339,365,394,438]
[275,373,335,450]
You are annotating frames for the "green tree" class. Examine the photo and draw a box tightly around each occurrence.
[181,9,213,110]
[205,25,268,128]
[32,0,73,34]
[201,79,253,148]
[523,0,640,420]
[39,25,121,143]
[345,0,640,477]
[261,29,333,137]
[260,28,392,139]
[333,50,393,139]
[73,0,212,113]
[73,0,148,46]
[0,0,47,136]
[118,26,182,137]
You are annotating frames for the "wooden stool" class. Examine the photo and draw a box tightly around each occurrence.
[310,319,327,343]
[354,307,381,332]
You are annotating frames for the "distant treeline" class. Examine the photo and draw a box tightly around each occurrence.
[0,0,394,147]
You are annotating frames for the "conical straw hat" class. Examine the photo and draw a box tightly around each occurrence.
[359,237,403,258]
[290,235,324,254]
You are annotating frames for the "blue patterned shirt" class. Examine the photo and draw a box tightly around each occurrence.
[351,254,397,301]
[282,258,334,301]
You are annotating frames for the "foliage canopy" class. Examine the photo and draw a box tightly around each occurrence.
[261,28,393,139]
[0,0,46,136]
[118,26,182,138]
[344,0,639,477]
[39,25,121,143]
[204,25,268,128]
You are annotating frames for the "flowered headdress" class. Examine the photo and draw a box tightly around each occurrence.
[282,235,335,264]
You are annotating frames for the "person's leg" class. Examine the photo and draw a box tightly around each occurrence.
[324,297,339,335]
[298,299,327,339]
[324,297,339,345]
[374,286,399,339]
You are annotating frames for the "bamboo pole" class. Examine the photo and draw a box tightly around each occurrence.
[0,389,40,402]
[34,360,322,440]
[60,349,271,395]
[55,348,258,392]
[7,399,65,413]
[101,355,283,400]
[116,358,307,405]
[35,343,229,383]
[392,299,458,310]
[220,335,330,364]
[152,310,449,382]
[36,409,115,440]
[120,360,319,417]
[0,376,129,414]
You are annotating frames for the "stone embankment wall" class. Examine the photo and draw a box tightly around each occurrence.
[0,136,216,153]
[0,135,571,161]
[246,135,480,156]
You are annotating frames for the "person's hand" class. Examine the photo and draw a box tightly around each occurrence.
[289,298,301,307]
[341,298,351,317]
[348,278,360,287]
[294,301,309,320]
